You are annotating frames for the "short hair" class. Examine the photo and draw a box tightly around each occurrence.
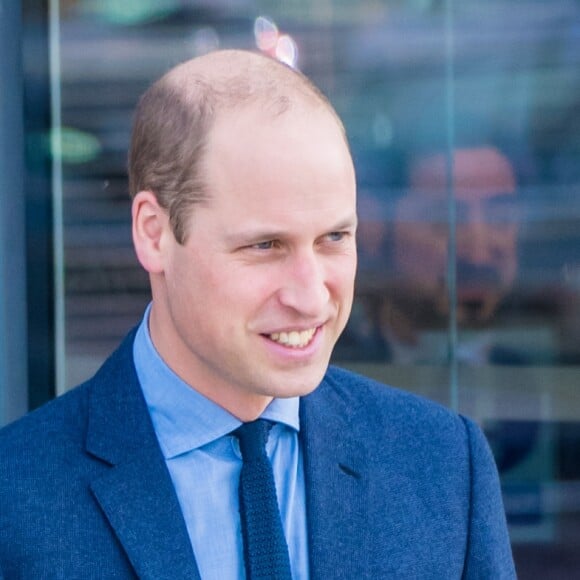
[128,50,345,244]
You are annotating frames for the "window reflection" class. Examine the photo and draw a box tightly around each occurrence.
[398,147,518,332]
[339,146,523,365]
[45,0,580,576]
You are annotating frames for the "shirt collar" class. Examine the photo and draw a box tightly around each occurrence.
[133,304,300,459]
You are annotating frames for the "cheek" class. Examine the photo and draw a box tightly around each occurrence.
[216,265,280,319]
[491,232,517,259]
[503,230,518,248]
[168,254,223,318]
[330,258,357,299]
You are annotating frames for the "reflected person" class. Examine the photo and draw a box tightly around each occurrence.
[387,146,519,359]
[397,147,518,324]
[0,51,515,578]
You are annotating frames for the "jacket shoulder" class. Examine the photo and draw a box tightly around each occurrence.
[0,381,89,457]
[322,364,466,435]
[307,366,515,577]
[0,328,138,462]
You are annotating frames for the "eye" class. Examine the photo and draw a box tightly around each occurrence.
[250,240,276,250]
[326,231,347,242]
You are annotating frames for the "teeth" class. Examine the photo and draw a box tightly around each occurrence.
[269,328,316,348]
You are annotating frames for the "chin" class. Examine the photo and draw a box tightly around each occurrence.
[274,368,328,398]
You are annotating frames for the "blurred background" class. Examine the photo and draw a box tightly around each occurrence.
[2,0,580,576]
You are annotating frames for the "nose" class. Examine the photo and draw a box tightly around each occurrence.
[277,250,330,317]
[458,220,495,265]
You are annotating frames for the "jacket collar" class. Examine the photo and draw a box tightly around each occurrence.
[84,330,373,579]
[300,368,371,579]
[85,329,201,580]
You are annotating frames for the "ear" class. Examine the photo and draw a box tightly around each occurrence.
[132,191,170,274]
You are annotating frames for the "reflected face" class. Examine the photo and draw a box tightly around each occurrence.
[395,147,517,324]
[149,104,357,419]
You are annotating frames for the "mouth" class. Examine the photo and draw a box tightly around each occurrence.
[266,327,318,348]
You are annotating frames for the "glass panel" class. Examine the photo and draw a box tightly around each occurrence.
[332,1,455,408]
[452,1,580,574]
[52,0,580,575]
[0,0,28,425]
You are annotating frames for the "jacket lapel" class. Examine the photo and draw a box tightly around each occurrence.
[300,372,371,579]
[85,331,201,580]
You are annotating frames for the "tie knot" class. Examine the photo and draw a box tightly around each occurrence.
[235,419,272,461]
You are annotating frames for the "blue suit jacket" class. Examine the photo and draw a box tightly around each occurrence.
[0,330,515,578]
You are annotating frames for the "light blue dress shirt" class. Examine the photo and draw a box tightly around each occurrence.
[133,306,309,579]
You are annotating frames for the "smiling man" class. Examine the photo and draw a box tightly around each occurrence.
[0,51,515,579]
[133,79,357,421]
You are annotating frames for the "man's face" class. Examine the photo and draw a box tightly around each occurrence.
[394,148,517,324]
[148,105,357,420]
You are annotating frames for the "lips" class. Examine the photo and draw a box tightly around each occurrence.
[268,328,317,348]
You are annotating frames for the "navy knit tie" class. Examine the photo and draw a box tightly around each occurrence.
[235,419,292,580]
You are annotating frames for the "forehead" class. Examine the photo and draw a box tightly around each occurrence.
[195,103,356,231]
[208,98,345,146]
[409,148,516,202]
[206,103,352,187]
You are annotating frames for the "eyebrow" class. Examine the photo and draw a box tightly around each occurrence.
[225,214,358,246]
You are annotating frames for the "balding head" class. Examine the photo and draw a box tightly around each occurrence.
[163,50,334,116]
[409,147,516,198]
[128,50,344,243]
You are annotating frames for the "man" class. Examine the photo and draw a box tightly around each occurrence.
[394,147,519,330]
[377,146,521,362]
[343,146,522,363]
[0,50,515,578]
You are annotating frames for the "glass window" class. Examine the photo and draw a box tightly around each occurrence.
[45,1,580,575]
